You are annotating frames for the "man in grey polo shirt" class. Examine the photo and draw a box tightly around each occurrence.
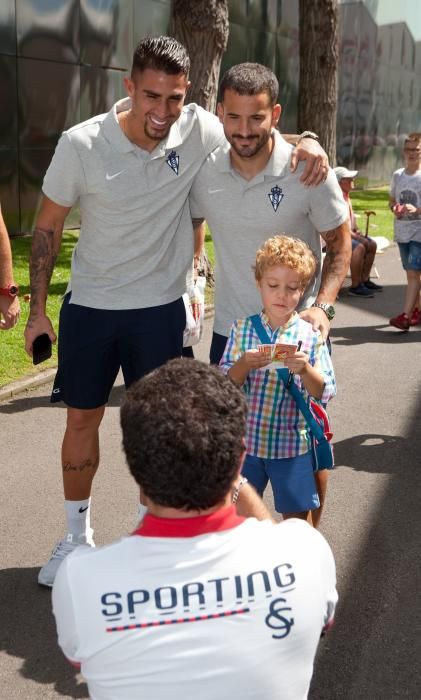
[24,38,330,587]
[190,63,351,363]
[189,63,351,527]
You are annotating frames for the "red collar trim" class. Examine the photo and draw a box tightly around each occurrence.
[132,505,245,538]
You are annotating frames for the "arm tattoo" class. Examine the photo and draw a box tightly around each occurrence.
[28,226,60,319]
[191,217,205,228]
[319,225,352,302]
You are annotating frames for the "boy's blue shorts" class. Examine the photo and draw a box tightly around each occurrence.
[242,451,320,514]
[51,293,185,409]
[398,241,421,271]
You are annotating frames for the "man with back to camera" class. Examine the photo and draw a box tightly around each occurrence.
[189,62,352,526]
[52,358,338,700]
[23,36,331,587]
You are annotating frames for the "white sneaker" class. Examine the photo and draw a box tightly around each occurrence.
[38,529,95,587]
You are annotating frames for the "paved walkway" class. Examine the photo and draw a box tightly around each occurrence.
[1,244,420,699]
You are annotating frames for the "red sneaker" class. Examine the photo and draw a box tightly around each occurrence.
[409,307,421,326]
[389,313,410,331]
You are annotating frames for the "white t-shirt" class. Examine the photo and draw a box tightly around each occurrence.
[390,168,421,243]
[53,507,337,700]
[189,131,348,336]
[43,99,224,310]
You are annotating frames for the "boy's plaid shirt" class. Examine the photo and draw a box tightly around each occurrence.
[220,311,336,459]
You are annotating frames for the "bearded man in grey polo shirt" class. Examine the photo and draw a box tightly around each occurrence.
[24,37,330,587]
[189,63,352,526]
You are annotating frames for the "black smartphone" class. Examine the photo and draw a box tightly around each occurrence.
[33,333,52,365]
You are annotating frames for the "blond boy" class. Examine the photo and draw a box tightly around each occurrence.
[220,235,336,524]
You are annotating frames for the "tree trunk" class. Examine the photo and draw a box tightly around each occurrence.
[170,0,229,113]
[297,0,339,164]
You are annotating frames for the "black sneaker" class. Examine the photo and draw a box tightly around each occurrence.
[348,284,374,298]
[364,279,383,291]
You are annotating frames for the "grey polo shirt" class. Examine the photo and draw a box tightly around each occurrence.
[189,131,348,336]
[43,98,224,310]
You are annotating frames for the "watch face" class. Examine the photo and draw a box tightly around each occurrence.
[326,305,335,320]
[9,285,18,296]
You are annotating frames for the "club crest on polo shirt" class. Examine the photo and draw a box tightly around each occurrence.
[166,150,180,175]
[268,185,284,212]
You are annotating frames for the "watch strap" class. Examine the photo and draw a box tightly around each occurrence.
[312,302,335,320]
[296,130,319,144]
[0,283,19,298]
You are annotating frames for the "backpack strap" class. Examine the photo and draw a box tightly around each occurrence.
[280,377,325,443]
[248,314,271,345]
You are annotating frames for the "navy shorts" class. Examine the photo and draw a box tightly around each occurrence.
[242,451,320,514]
[51,294,185,409]
[398,241,421,271]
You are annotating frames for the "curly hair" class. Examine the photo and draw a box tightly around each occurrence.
[219,63,279,105]
[254,235,317,289]
[131,36,190,78]
[120,359,247,511]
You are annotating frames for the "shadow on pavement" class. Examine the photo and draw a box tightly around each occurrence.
[330,324,421,346]
[337,281,411,318]
[0,568,88,698]
[310,399,421,697]
[333,433,406,473]
[0,384,126,414]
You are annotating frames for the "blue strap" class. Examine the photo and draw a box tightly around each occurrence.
[248,314,325,443]
[249,314,272,345]
[280,378,325,443]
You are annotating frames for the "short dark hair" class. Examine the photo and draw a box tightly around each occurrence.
[120,359,247,511]
[131,36,190,78]
[219,63,279,104]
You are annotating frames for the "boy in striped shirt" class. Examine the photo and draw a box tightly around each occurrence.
[220,235,336,524]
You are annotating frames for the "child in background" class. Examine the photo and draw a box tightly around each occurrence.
[389,132,421,331]
[220,235,336,525]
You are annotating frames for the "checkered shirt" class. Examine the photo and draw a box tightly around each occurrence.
[220,311,336,459]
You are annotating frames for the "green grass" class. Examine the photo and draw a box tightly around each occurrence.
[1,186,392,387]
[0,231,78,387]
[350,186,393,240]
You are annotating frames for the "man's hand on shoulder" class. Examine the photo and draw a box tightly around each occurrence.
[299,307,330,341]
[289,137,329,187]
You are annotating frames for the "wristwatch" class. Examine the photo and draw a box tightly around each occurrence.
[312,302,335,321]
[232,477,248,504]
[296,131,319,144]
[0,283,19,298]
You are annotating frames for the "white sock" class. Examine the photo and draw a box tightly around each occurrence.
[65,498,91,538]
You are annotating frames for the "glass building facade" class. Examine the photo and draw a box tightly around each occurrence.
[1,0,420,234]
